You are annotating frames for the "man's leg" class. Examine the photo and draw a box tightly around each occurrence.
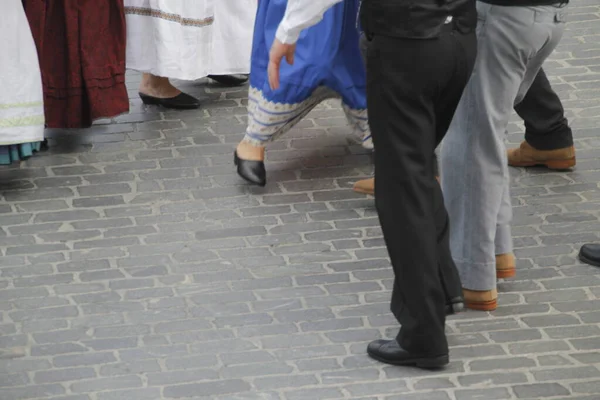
[353,32,440,197]
[441,3,567,310]
[357,32,463,312]
[509,67,575,169]
[364,26,476,367]
[368,36,447,363]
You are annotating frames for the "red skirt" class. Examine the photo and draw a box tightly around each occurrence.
[23,0,130,129]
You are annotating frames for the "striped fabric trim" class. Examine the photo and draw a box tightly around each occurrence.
[0,101,43,109]
[124,6,214,27]
[243,86,372,150]
[0,115,45,128]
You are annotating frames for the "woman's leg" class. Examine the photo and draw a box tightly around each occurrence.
[235,86,336,186]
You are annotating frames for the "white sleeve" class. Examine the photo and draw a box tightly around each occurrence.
[275,0,344,44]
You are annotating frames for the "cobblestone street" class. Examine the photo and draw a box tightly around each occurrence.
[1,3,600,400]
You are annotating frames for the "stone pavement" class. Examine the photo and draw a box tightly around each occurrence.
[1,4,600,400]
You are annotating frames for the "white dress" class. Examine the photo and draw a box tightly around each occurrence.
[125,0,257,80]
[0,0,44,147]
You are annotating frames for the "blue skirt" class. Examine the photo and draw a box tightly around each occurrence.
[244,0,371,148]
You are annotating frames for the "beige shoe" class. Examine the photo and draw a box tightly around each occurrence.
[352,176,440,196]
[353,178,374,195]
[507,141,575,170]
[463,288,498,311]
[496,253,516,279]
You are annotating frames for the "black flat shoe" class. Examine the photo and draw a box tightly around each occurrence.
[579,243,600,267]
[367,339,449,369]
[139,92,200,110]
[234,151,266,187]
[208,74,249,87]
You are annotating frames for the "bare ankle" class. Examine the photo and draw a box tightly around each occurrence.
[140,74,181,98]
[236,140,265,161]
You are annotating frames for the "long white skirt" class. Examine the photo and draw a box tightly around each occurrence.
[0,0,44,146]
[125,0,257,80]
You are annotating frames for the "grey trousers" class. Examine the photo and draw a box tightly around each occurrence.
[440,3,568,291]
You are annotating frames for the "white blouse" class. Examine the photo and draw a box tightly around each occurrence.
[275,0,344,44]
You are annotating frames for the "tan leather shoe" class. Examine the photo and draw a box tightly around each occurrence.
[353,178,374,195]
[463,288,498,311]
[352,176,440,196]
[496,253,516,279]
[507,141,575,170]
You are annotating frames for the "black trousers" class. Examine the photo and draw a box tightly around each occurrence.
[366,28,477,356]
[515,68,573,150]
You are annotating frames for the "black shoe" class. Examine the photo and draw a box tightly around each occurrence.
[367,339,449,369]
[139,92,200,110]
[446,297,464,315]
[234,151,266,187]
[208,74,249,87]
[579,243,600,267]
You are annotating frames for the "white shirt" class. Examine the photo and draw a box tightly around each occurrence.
[275,0,344,44]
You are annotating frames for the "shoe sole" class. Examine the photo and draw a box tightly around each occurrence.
[465,298,497,312]
[509,157,576,170]
[354,177,439,196]
[367,349,449,369]
[139,93,200,110]
[579,252,600,268]
[208,75,249,87]
[353,187,374,196]
[497,268,516,279]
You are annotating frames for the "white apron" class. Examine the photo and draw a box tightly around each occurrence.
[125,0,257,80]
[0,0,45,146]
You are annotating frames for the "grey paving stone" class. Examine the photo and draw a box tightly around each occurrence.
[70,375,143,393]
[345,380,409,396]
[283,388,343,400]
[34,367,97,384]
[99,360,162,376]
[0,384,66,399]
[469,356,536,372]
[513,383,570,398]
[96,388,162,400]
[455,388,512,400]
[532,366,600,382]
[0,18,599,398]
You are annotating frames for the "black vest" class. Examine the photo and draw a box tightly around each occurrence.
[360,0,477,39]
[480,0,568,5]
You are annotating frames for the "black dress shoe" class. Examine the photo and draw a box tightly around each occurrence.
[579,243,600,267]
[367,339,449,369]
[446,297,464,315]
[208,74,249,87]
[139,92,200,110]
[234,151,266,187]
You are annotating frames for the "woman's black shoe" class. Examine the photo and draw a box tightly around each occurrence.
[234,151,266,187]
[208,74,249,87]
[139,92,200,110]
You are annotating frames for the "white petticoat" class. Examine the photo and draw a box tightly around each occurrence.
[0,0,45,146]
[124,0,257,80]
